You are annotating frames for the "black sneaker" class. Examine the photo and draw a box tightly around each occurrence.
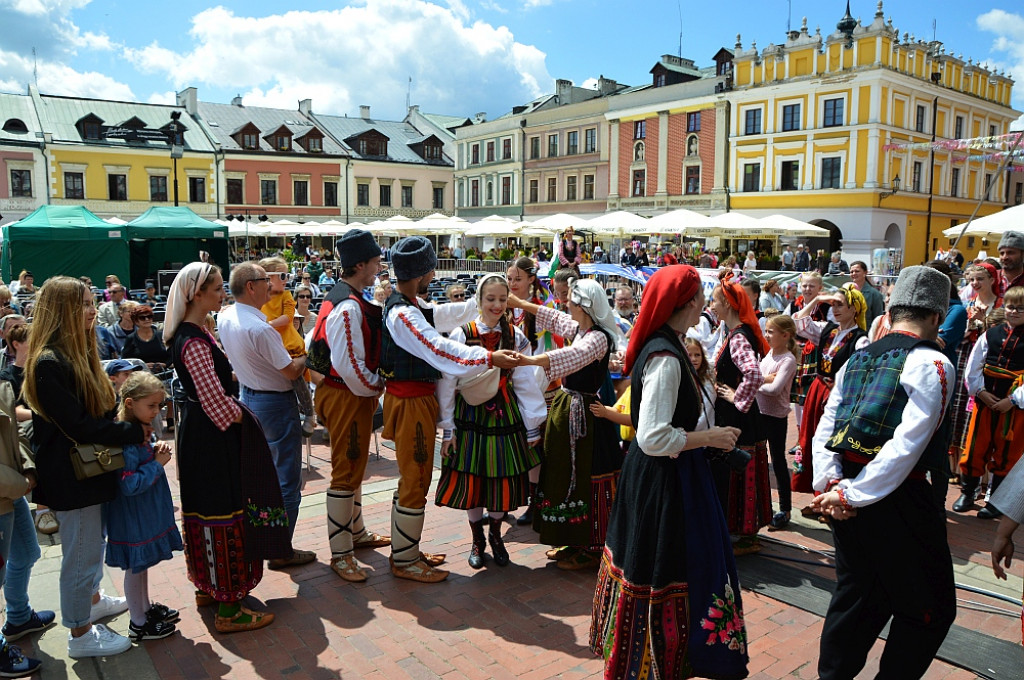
[128,618,177,642]
[0,642,41,678]
[145,603,180,625]
[1,610,55,642]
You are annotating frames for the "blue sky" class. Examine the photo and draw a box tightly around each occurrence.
[1,0,1021,125]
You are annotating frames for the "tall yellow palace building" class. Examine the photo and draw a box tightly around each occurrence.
[726,1,1019,265]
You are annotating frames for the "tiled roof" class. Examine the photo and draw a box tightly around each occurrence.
[34,94,216,151]
[196,101,347,155]
[312,113,452,166]
[0,91,42,144]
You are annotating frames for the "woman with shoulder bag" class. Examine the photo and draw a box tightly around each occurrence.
[23,277,148,659]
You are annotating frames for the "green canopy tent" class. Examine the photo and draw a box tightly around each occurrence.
[124,207,229,288]
[1,206,129,286]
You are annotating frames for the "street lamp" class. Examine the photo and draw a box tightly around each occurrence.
[879,174,901,202]
[168,112,184,206]
[227,211,268,254]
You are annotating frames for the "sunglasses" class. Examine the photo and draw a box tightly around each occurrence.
[450,294,466,300]
[297,294,312,300]
[136,315,154,321]
[268,272,288,279]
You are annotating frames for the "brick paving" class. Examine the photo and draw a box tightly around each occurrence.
[17,421,1024,679]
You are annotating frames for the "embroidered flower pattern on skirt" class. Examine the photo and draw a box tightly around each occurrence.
[699,582,747,653]
[538,495,590,524]
[246,503,289,528]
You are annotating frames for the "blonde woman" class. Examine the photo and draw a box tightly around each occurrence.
[24,277,148,658]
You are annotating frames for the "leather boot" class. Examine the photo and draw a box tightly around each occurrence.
[468,519,487,569]
[488,516,510,567]
[951,476,980,513]
[978,476,1005,519]
[516,482,537,526]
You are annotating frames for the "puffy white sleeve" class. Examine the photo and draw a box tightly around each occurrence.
[431,298,479,333]
[325,299,384,397]
[385,306,492,378]
[635,355,689,457]
[437,325,466,436]
[964,333,988,396]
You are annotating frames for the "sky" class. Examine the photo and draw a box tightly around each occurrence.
[0,0,1022,127]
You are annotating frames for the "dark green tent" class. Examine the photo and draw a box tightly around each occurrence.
[124,207,229,288]
[1,206,129,286]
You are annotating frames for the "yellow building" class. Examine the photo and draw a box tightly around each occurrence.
[725,2,1019,265]
[30,87,217,219]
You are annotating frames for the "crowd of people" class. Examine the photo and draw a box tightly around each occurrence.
[0,226,1021,679]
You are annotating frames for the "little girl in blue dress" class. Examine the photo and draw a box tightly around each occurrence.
[105,372,183,642]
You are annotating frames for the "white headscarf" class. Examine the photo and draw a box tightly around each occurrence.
[162,261,215,345]
[569,278,627,352]
[474,272,508,308]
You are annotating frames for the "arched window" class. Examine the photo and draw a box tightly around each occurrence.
[2,119,28,134]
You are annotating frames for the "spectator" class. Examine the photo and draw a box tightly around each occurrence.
[372,282,391,306]
[620,245,637,267]
[759,279,786,312]
[0,287,17,317]
[445,284,467,303]
[8,271,34,300]
[318,269,336,288]
[593,246,609,264]
[635,247,650,267]
[794,244,810,272]
[849,261,884,329]
[781,245,794,271]
[299,273,320,298]
[109,302,140,354]
[97,285,127,329]
[120,306,171,372]
[103,275,121,301]
[292,285,316,338]
[827,251,850,276]
[143,282,159,306]
[305,255,324,283]
[613,286,638,326]
[743,251,758,272]
[0,315,26,373]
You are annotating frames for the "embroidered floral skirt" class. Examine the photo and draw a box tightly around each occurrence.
[591,447,749,680]
[534,390,622,548]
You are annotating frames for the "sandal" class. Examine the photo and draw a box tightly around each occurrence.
[330,555,368,583]
[214,606,275,633]
[556,549,601,571]
[545,546,576,561]
[420,552,446,567]
[390,557,449,583]
[353,531,391,549]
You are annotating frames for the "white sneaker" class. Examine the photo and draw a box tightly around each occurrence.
[67,624,132,658]
[301,415,315,437]
[90,592,128,621]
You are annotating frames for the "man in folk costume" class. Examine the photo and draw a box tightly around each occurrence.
[811,266,956,680]
[998,230,1024,296]
[306,230,390,583]
[379,236,520,582]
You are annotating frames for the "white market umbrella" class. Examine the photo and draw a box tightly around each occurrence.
[943,203,1024,237]
[587,210,649,236]
[705,211,770,236]
[531,213,590,232]
[365,220,402,238]
[414,213,469,235]
[758,214,830,237]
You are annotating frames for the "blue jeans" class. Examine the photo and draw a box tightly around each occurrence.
[241,387,302,535]
[55,505,105,629]
[0,497,41,628]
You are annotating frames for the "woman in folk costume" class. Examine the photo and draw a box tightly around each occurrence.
[707,272,773,554]
[164,263,290,633]
[791,283,869,505]
[436,274,546,568]
[556,226,582,274]
[591,265,748,680]
[508,278,626,571]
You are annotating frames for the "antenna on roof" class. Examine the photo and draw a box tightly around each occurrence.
[932,18,936,42]
[676,0,683,57]
[406,76,412,111]
[32,47,38,88]
[788,0,792,34]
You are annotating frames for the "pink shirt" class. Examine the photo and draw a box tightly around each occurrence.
[756,350,797,418]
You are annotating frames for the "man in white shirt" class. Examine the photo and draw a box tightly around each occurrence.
[811,265,956,680]
[219,262,314,570]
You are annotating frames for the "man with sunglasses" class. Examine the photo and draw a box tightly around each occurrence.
[445,284,466,303]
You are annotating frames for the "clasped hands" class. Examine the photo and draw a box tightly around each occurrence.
[810,489,858,520]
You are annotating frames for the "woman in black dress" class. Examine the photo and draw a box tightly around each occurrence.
[121,306,171,371]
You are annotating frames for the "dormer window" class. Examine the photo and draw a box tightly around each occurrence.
[231,122,261,150]
[2,119,28,134]
[275,135,291,151]
[423,144,442,160]
[655,74,666,87]
[242,133,258,149]
[307,136,322,152]
[297,129,325,153]
[347,129,389,158]
[76,113,105,141]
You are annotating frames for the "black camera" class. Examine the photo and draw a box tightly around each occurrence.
[707,447,752,472]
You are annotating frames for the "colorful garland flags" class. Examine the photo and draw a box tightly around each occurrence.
[884,131,1024,171]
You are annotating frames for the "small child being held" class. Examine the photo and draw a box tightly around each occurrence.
[105,372,183,642]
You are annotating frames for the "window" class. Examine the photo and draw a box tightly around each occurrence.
[294,180,308,206]
[955,116,964,140]
[547,177,557,202]
[687,112,701,132]
[242,132,258,149]
[471,144,480,165]
[529,179,538,203]
[150,176,168,202]
[985,173,993,198]
[108,174,127,201]
[912,162,922,192]
[502,138,512,160]
[501,176,511,205]
[655,73,666,87]
[743,163,760,192]
[634,120,646,139]
[632,170,645,197]
[782,104,800,132]
[274,135,291,151]
[226,178,243,204]
[685,166,700,195]
[584,128,596,153]
[548,134,558,157]
[306,136,322,153]
[1016,182,1023,206]
[10,170,31,198]
[566,176,577,201]
[357,137,386,156]
[64,172,84,199]
[357,183,370,206]
[486,182,493,203]
[530,137,540,159]
[470,180,479,207]
[823,98,844,127]
[583,174,594,200]
[186,177,204,203]
[567,131,578,155]
[951,168,960,198]
[744,109,761,135]
[423,144,442,161]
[262,179,277,205]
[486,141,495,162]
[821,158,841,189]
[432,186,444,209]
[990,124,998,137]
[380,184,392,207]
[781,161,799,190]
[324,181,338,207]
[83,121,101,140]
[915,105,926,133]
[401,185,413,208]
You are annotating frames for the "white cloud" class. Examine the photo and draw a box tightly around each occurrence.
[479,0,508,14]
[580,77,598,90]
[122,0,552,118]
[522,0,553,7]
[976,9,1024,114]
[146,90,176,105]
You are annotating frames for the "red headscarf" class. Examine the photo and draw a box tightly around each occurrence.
[623,265,702,375]
[718,272,771,356]
[977,261,1000,298]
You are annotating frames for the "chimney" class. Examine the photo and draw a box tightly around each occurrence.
[298,98,312,116]
[597,76,619,95]
[555,79,573,105]
[231,95,243,107]
[360,105,371,119]
[473,112,486,123]
[176,87,198,115]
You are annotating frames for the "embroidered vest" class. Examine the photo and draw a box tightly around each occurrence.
[826,332,948,474]
[982,323,1024,398]
[562,325,612,393]
[816,322,867,379]
[378,292,442,383]
[461,321,513,379]
[306,280,382,383]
